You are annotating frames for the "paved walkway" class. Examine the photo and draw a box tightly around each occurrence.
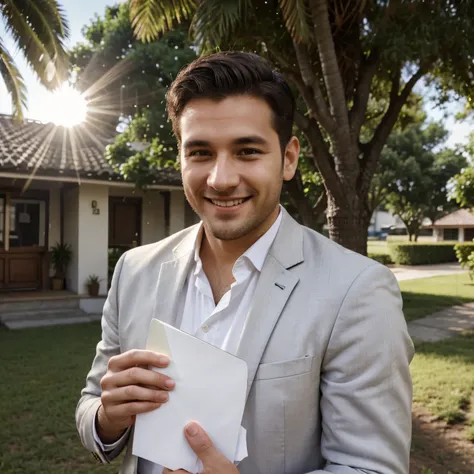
[407,302,474,342]
[390,263,466,281]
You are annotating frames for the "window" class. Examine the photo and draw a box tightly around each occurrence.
[8,200,46,248]
[443,228,459,241]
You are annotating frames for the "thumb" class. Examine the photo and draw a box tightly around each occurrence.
[184,422,225,465]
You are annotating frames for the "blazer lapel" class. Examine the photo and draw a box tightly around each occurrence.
[236,208,304,399]
[151,226,199,327]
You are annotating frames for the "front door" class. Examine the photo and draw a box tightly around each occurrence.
[109,197,142,248]
[0,196,46,290]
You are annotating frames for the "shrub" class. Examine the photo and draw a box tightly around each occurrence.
[368,253,393,265]
[454,242,474,268]
[389,243,457,265]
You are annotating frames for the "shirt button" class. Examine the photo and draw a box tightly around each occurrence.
[201,324,209,333]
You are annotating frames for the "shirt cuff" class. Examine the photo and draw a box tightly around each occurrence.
[93,414,130,452]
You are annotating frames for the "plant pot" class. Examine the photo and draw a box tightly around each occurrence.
[51,277,64,291]
[87,282,100,297]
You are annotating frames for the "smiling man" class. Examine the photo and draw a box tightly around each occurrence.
[76,52,414,474]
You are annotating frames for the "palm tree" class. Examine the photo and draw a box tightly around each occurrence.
[0,0,70,120]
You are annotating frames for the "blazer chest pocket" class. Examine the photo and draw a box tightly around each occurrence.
[255,355,313,380]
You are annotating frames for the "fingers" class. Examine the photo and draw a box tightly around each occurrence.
[102,384,170,405]
[184,422,225,465]
[101,366,175,391]
[108,349,170,372]
[103,400,163,419]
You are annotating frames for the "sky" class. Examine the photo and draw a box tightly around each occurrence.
[0,0,471,147]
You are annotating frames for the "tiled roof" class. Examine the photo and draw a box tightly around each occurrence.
[0,115,182,186]
[431,209,474,227]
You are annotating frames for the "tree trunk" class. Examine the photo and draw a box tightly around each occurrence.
[326,193,369,255]
[408,234,413,242]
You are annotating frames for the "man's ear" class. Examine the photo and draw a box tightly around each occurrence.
[283,136,300,181]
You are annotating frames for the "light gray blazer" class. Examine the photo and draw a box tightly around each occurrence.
[76,207,414,474]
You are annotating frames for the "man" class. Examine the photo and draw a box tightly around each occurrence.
[76,52,414,474]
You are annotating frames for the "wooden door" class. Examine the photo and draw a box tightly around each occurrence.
[109,197,142,248]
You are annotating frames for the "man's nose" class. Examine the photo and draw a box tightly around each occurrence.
[207,156,240,191]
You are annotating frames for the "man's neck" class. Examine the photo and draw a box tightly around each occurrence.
[200,207,280,267]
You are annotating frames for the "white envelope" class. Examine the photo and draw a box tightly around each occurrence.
[132,318,248,473]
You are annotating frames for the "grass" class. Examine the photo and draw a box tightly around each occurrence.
[400,273,474,321]
[411,333,474,439]
[0,323,121,474]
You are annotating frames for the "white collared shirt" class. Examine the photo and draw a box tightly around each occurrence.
[97,208,282,473]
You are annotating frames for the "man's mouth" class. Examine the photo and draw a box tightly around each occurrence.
[206,197,251,208]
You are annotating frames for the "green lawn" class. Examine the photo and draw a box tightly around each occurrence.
[400,273,474,321]
[0,323,121,474]
[367,240,390,255]
[411,333,474,442]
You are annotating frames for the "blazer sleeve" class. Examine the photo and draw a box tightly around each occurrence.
[75,252,129,463]
[309,263,415,474]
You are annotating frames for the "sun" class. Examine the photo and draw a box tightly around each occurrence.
[44,83,88,127]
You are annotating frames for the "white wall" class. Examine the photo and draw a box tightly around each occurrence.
[77,184,109,296]
[170,191,185,235]
[63,187,79,292]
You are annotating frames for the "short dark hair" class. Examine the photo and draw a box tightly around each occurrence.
[166,51,295,153]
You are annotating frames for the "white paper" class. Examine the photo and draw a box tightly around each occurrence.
[133,319,248,473]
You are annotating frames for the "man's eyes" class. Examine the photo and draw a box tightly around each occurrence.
[188,150,211,157]
[238,148,263,156]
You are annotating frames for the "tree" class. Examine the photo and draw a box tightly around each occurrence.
[129,0,474,254]
[0,0,70,120]
[447,132,474,208]
[379,122,465,241]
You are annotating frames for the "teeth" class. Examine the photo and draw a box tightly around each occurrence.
[211,198,246,207]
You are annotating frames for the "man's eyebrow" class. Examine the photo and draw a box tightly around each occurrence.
[183,139,210,149]
[233,136,268,146]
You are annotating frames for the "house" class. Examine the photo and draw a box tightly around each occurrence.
[427,209,474,242]
[0,114,196,314]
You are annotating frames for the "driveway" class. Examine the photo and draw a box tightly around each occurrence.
[390,263,466,281]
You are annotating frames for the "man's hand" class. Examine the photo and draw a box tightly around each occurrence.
[163,422,239,474]
[96,349,175,444]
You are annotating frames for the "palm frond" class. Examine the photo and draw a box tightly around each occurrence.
[0,39,27,121]
[279,0,312,42]
[191,0,254,51]
[0,0,70,88]
[130,0,196,42]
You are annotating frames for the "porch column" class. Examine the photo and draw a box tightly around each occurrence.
[77,184,109,295]
[170,190,185,235]
[142,191,166,244]
[459,227,465,242]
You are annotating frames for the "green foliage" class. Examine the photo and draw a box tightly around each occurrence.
[448,167,474,209]
[50,242,73,278]
[368,253,392,266]
[454,242,474,268]
[389,243,457,266]
[0,0,70,119]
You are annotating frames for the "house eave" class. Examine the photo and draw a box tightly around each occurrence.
[0,171,183,190]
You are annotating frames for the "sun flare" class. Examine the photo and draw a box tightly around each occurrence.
[43,83,88,127]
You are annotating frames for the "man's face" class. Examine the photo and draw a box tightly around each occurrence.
[179,95,299,241]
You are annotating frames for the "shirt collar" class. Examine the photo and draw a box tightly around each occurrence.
[193,206,283,274]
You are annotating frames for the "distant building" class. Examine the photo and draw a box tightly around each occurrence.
[426,209,474,242]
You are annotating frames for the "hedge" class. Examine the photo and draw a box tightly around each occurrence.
[454,242,474,267]
[388,243,457,265]
[368,253,393,265]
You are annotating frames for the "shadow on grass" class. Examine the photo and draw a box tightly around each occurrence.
[413,332,474,364]
[402,290,474,322]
